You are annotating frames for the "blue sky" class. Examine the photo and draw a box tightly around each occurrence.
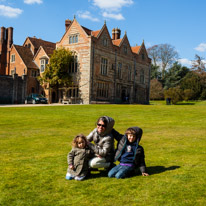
[1,0,206,67]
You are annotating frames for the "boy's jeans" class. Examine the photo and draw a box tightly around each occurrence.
[108,164,134,179]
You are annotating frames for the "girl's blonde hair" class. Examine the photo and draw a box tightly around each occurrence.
[72,134,87,148]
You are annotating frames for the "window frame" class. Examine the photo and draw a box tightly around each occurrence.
[11,54,15,63]
[100,57,108,76]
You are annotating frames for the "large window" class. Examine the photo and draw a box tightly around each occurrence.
[140,69,145,84]
[69,56,78,73]
[100,57,108,75]
[118,62,122,79]
[128,65,132,81]
[67,87,79,98]
[40,59,48,73]
[97,82,109,98]
[69,34,78,44]
[116,84,121,97]
[11,54,15,62]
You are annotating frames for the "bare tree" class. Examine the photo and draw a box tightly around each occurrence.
[192,54,206,72]
[147,45,160,67]
[147,43,179,79]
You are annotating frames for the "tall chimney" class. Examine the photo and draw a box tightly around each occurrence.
[65,19,72,31]
[115,28,121,39]
[112,28,115,40]
[0,27,5,44]
[7,27,13,49]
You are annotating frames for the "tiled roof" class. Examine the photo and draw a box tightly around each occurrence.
[131,46,141,54]
[112,39,122,46]
[43,46,55,57]
[92,30,101,37]
[14,45,38,69]
[81,26,92,35]
[28,37,56,50]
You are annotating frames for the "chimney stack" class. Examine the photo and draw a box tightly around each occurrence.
[7,27,13,49]
[113,28,121,40]
[112,28,115,40]
[65,19,72,31]
[0,27,6,44]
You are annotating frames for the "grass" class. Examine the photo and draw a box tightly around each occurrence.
[0,101,206,206]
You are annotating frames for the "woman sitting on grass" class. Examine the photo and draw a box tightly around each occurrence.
[87,116,115,170]
[66,134,94,181]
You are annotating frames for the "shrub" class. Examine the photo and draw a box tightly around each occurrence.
[183,89,195,101]
[164,87,183,104]
[150,79,164,100]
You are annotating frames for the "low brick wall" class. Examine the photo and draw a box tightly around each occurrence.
[0,74,27,104]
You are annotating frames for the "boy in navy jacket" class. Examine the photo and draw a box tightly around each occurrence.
[108,127,149,179]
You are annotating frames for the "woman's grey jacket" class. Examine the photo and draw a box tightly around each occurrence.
[87,116,115,162]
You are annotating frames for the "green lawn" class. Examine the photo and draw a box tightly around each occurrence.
[0,102,206,206]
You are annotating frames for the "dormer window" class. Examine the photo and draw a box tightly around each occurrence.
[11,54,15,62]
[69,34,79,44]
[40,58,48,73]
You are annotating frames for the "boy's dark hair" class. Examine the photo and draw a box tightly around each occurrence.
[125,128,136,136]
[72,134,87,148]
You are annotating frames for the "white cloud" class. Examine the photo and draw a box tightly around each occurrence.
[24,0,43,4]
[77,11,99,22]
[195,43,206,52]
[0,5,23,18]
[90,0,133,20]
[91,0,133,12]
[102,12,124,20]
[178,58,192,66]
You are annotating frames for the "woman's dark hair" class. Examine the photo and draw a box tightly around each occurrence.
[72,134,87,148]
[96,116,107,128]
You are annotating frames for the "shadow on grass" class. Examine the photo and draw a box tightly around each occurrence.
[147,165,180,175]
[86,166,180,179]
[176,103,195,105]
[88,170,109,179]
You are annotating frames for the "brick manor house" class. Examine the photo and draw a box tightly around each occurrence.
[0,17,151,104]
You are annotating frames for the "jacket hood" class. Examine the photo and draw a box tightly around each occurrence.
[99,116,115,137]
[126,126,143,144]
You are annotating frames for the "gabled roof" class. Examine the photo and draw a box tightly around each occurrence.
[91,30,101,37]
[33,45,55,60]
[131,46,141,54]
[42,46,55,57]
[25,37,56,50]
[14,45,38,69]
[81,26,92,35]
[112,38,122,46]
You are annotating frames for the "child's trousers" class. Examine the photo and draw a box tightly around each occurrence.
[108,164,134,179]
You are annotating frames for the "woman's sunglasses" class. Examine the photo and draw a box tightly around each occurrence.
[97,124,106,128]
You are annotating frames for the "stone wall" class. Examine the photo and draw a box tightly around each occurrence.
[0,74,27,104]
